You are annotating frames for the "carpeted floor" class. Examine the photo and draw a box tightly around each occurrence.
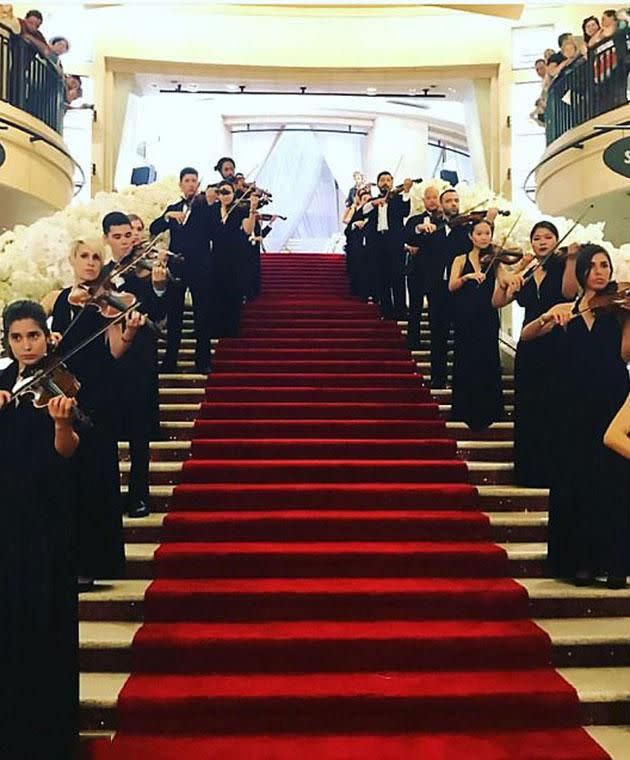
[90,253,609,759]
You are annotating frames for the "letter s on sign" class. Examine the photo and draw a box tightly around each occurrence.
[624,150,630,165]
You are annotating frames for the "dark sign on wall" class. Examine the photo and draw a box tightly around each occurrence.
[0,143,5,168]
[603,136,630,178]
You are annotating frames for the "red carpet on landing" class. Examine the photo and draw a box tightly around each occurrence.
[91,253,609,759]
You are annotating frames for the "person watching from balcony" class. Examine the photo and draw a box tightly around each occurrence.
[49,35,69,66]
[543,47,555,62]
[589,9,619,47]
[556,37,585,76]
[582,15,601,47]
[18,9,51,58]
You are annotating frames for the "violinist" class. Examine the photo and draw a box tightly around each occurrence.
[245,212,279,301]
[492,221,579,487]
[412,188,497,388]
[404,185,441,350]
[209,181,258,337]
[0,299,80,760]
[448,218,505,430]
[41,238,144,585]
[362,172,412,321]
[215,156,236,182]
[149,166,212,373]
[520,245,630,589]
[103,211,168,519]
[342,185,374,300]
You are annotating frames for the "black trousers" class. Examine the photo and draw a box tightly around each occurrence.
[163,267,212,369]
[407,267,452,384]
[373,232,406,319]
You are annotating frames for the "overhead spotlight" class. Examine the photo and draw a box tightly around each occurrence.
[447,87,456,94]
[226,83,239,92]
[366,87,377,96]
[408,87,417,96]
[148,82,158,90]
[185,83,199,93]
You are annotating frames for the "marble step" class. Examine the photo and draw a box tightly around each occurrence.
[120,484,549,513]
[78,617,630,673]
[119,440,515,463]
[120,510,549,545]
[78,578,630,624]
[77,667,630,734]
[119,540,549,579]
[119,459,515,487]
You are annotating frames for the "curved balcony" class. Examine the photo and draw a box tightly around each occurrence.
[0,22,76,226]
[534,29,630,247]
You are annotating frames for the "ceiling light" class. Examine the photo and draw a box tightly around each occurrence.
[366,87,377,96]
[226,83,239,92]
[148,82,158,90]
[408,87,417,96]
[185,83,199,93]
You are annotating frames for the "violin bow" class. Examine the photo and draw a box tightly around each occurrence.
[522,204,594,284]
[480,212,523,276]
[11,301,137,402]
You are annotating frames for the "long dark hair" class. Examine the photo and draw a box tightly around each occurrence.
[582,15,600,41]
[575,244,613,290]
[2,300,50,358]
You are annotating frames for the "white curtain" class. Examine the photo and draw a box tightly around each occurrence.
[365,115,428,185]
[315,130,365,216]
[289,158,339,251]
[255,129,335,252]
[114,92,143,190]
[231,130,282,183]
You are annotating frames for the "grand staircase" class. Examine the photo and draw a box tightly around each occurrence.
[82,253,630,758]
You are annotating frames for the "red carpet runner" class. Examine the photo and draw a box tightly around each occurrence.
[94,253,608,759]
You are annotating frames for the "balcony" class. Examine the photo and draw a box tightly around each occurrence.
[0,22,76,227]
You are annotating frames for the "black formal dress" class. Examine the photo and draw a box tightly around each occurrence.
[404,210,435,349]
[450,255,504,430]
[344,209,375,300]
[407,220,472,385]
[51,292,125,578]
[513,257,566,487]
[362,194,410,320]
[243,220,271,301]
[209,205,249,337]
[111,263,167,503]
[547,308,630,579]
[0,362,79,760]
[149,196,212,370]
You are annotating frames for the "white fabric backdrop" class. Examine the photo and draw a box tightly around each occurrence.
[364,115,428,186]
[231,130,282,184]
[315,130,365,216]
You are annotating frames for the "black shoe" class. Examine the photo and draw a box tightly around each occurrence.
[127,498,150,519]
[78,577,95,593]
[607,575,628,589]
[574,569,595,587]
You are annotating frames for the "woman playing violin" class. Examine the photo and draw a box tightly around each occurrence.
[521,245,630,589]
[492,221,579,488]
[41,237,145,588]
[448,218,505,430]
[343,185,375,301]
[0,300,81,760]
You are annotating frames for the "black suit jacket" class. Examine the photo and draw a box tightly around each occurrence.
[362,194,410,245]
[405,217,472,289]
[149,196,212,273]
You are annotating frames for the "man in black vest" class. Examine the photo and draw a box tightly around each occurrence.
[362,172,412,320]
[149,167,212,373]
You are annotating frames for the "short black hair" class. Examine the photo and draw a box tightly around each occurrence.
[557,32,571,47]
[439,188,458,202]
[547,53,565,66]
[530,221,559,241]
[25,10,43,21]
[376,171,392,183]
[535,58,546,66]
[179,167,198,181]
[2,300,49,355]
[603,9,617,20]
[51,36,69,48]
[102,211,131,235]
[214,157,235,173]
[576,244,612,290]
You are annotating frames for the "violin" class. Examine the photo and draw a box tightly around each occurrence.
[131,248,183,284]
[67,253,166,338]
[448,209,511,228]
[12,359,92,428]
[479,246,524,267]
[373,177,423,201]
[584,282,630,316]
[256,213,287,221]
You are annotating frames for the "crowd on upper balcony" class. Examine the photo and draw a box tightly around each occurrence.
[2,6,82,108]
[530,7,630,126]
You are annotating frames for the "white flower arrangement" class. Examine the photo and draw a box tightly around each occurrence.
[0,176,628,311]
[0,177,179,310]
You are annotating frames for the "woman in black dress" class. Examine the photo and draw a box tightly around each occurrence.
[492,221,578,487]
[448,218,505,430]
[0,300,80,760]
[42,239,142,588]
[521,245,630,588]
[343,187,373,300]
[209,181,257,337]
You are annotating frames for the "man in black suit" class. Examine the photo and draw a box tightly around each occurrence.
[149,167,212,373]
[362,172,412,320]
[406,188,497,388]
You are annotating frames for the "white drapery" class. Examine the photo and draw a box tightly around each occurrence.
[365,115,428,185]
[231,130,282,183]
[315,130,365,216]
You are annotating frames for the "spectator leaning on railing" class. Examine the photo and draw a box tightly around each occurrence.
[18,9,50,58]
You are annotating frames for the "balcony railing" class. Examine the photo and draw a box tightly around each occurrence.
[0,22,64,134]
[545,29,630,145]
